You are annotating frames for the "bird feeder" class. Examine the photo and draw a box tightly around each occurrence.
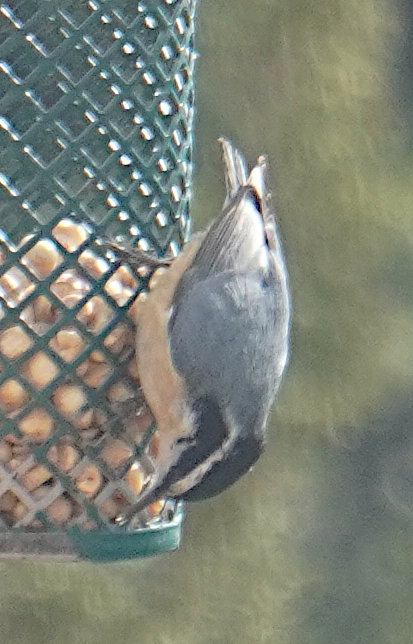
[0,0,197,561]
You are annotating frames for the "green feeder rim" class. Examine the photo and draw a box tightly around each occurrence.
[0,503,184,562]
[0,0,197,561]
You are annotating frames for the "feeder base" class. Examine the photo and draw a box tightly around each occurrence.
[0,507,183,562]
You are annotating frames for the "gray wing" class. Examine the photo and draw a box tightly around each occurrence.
[169,267,288,438]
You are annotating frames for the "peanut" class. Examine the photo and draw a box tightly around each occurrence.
[19,408,54,443]
[76,464,103,497]
[0,325,32,359]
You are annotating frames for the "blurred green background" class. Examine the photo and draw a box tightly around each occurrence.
[2,0,413,642]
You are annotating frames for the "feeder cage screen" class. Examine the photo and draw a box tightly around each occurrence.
[0,0,197,561]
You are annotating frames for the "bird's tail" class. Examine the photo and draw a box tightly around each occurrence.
[189,139,278,277]
[219,138,277,250]
[219,137,249,204]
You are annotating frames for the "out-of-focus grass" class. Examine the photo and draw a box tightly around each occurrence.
[1,2,413,643]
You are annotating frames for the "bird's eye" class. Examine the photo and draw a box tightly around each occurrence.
[176,436,194,445]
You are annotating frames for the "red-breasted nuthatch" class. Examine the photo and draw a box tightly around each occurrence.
[117,138,290,522]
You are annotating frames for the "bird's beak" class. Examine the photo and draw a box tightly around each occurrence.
[115,477,170,526]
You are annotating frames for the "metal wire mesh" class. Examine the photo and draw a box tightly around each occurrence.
[0,0,196,560]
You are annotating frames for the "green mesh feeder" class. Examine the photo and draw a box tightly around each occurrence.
[0,0,197,561]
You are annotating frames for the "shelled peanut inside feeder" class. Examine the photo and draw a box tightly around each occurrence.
[0,219,168,530]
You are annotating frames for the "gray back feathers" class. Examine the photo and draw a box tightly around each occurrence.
[170,140,290,439]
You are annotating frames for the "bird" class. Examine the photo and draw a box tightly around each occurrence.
[113,138,290,523]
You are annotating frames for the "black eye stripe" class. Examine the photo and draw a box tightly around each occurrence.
[159,396,227,492]
[181,434,264,502]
